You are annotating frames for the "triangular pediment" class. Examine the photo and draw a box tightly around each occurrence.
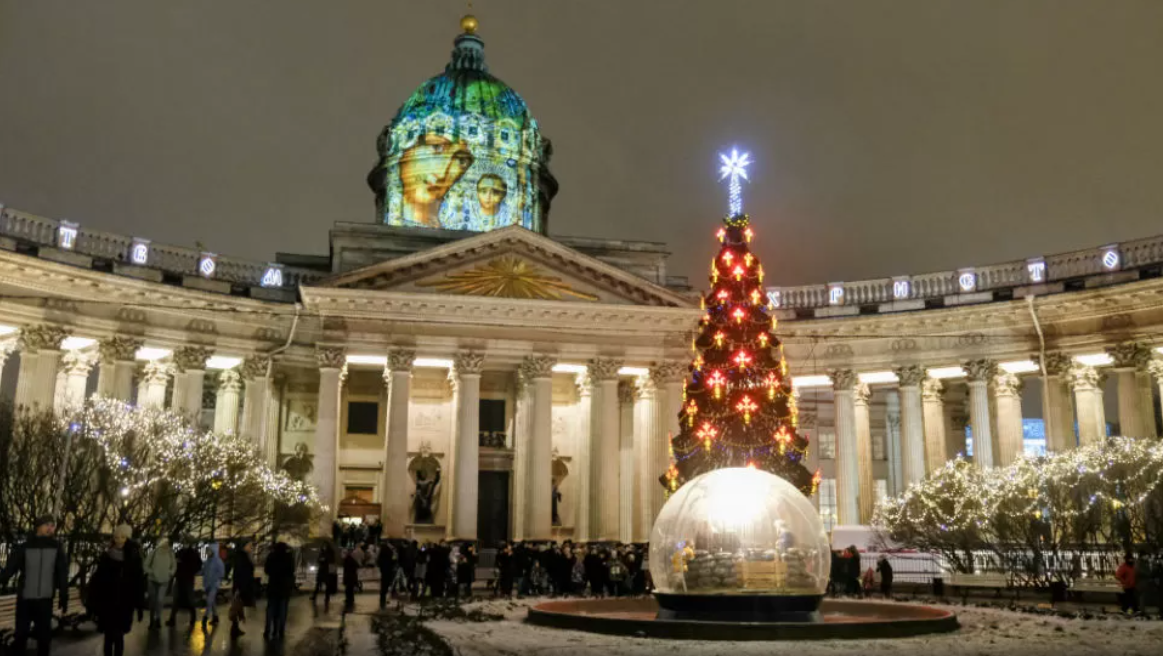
[314,226,692,307]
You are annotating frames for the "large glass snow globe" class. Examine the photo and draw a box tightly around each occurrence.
[649,467,830,621]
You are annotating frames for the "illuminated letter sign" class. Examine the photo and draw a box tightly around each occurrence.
[261,266,283,288]
[130,239,150,265]
[958,271,976,293]
[58,220,78,250]
[767,290,781,308]
[892,280,910,300]
[198,253,217,278]
[1101,248,1120,271]
[1027,259,1045,283]
[828,284,844,305]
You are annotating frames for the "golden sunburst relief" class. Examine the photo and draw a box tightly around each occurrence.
[416,255,599,301]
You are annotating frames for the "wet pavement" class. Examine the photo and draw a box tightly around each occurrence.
[35,593,380,656]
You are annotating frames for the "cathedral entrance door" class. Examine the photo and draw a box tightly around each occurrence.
[476,471,510,547]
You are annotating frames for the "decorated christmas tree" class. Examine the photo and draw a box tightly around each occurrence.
[661,150,818,496]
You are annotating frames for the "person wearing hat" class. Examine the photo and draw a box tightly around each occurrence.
[88,524,145,656]
[0,514,69,656]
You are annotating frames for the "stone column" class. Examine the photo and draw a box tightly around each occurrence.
[1107,342,1152,438]
[240,356,271,453]
[510,369,533,541]
[61,350,96,408]
[1040,352,1077,451]
[921,378,948,473]
[171,346,211,422]
[588,358,623,541]
[97,337,141,401]
[449,350,484,541]
[893,365,927,486]
[573,372,592,541]
[213,369,242,434]
[314,346,345,533]
[523,355,556,541]
[994,371,1025,466]
[141,360,171,409]
[829,369,860,526]
[884,390,902,495]
[1151,359,1163,436]
[853,383,875,524]
[618,380,636,544]
[1070,365,1105,446]
[381,349,414,537]
[16,325,70,410]
[964,360,998,468]
[0,341,15,393]
[636,361,685,541]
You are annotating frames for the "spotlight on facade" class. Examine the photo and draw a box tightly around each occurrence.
[999,360,1040,374]
[206,356,242,370]
[346,355,388,366]
[858,371,898,385]
[552,363,587,374]
[413,358,454,369]
[60,337,96,351]
[1074,353,1113,367]
[927,366,967,379]
[135,347,172,361]
[0,325,17,337]
[618,366,650,377]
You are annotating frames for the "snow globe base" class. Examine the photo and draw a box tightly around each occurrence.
[655,591,825,623]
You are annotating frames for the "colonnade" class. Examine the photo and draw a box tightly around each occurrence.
[827,342,1163,526]
[311,346,687,543]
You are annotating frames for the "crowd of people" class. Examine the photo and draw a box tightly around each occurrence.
[828,545,894,599]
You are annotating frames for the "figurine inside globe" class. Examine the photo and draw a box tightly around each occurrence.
[649,467,830,619]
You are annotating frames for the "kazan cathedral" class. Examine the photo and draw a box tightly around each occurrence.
[2,16,1163,545]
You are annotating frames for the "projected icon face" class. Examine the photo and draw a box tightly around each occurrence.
[398,134,474,227]
[476,174,508,217]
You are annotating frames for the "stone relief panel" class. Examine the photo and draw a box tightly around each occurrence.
[409,399,451,455]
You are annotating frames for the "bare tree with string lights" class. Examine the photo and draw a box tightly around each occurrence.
[661,150,817,496]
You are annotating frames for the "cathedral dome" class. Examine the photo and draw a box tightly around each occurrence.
[368,16,558,234]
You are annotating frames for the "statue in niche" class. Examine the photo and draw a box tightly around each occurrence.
[409,445,442,525]
[551,451,569,527]
[280,441,314,483]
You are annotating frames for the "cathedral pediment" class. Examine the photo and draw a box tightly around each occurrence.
[313,226,692,307]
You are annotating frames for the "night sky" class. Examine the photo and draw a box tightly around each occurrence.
[2,1,1161,287]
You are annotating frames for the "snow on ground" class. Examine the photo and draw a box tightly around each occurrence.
[426,598,1163,656]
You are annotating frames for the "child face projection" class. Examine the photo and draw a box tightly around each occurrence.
[476,174,508,217]
[398,134,474,227]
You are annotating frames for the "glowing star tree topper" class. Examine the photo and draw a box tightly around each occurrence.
[719,148,751,217]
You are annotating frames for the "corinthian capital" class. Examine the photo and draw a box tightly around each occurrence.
[316,345,346,370]
[520,354,556,380]
[588,358,623,381]
[172,346,212,372]
[828,369,857,392]
[921,377,944,401]
[99,336,143,363]
[853,382,871,405]
[143,360,172,385]
[62,349,97,376]
[650,360,688,385]
[963,359,998,383]
[217,368,242,393]
[386,349,415,373]
[1069,364,1100,391]
[1148,358,1163,381]
[993,371,1022,398]
[892,364,927,387]
[1106,342,1151,370]
[453,350,485,377]
[19,324,70,353]
[240,355,270,380]
[1038,352,1074,377]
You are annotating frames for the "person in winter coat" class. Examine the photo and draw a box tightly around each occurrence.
[89,525,145,656]
[167,542,202,628]
[263,542,295,640]
[0,514,69,656]
[311,541,337,605]
[229,540,257,638]
[377,542,398,607]
[343,548,360,609]
[1116,553,1139,613]
[496,542,514,597]
[201,542,225,629]
[876,555,894,598]
[144,538,176,629]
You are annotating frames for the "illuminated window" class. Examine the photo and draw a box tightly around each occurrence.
[130,239,150,265]
[818,479,838,532]
[817,431,836,459]
[58,221,78,250]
